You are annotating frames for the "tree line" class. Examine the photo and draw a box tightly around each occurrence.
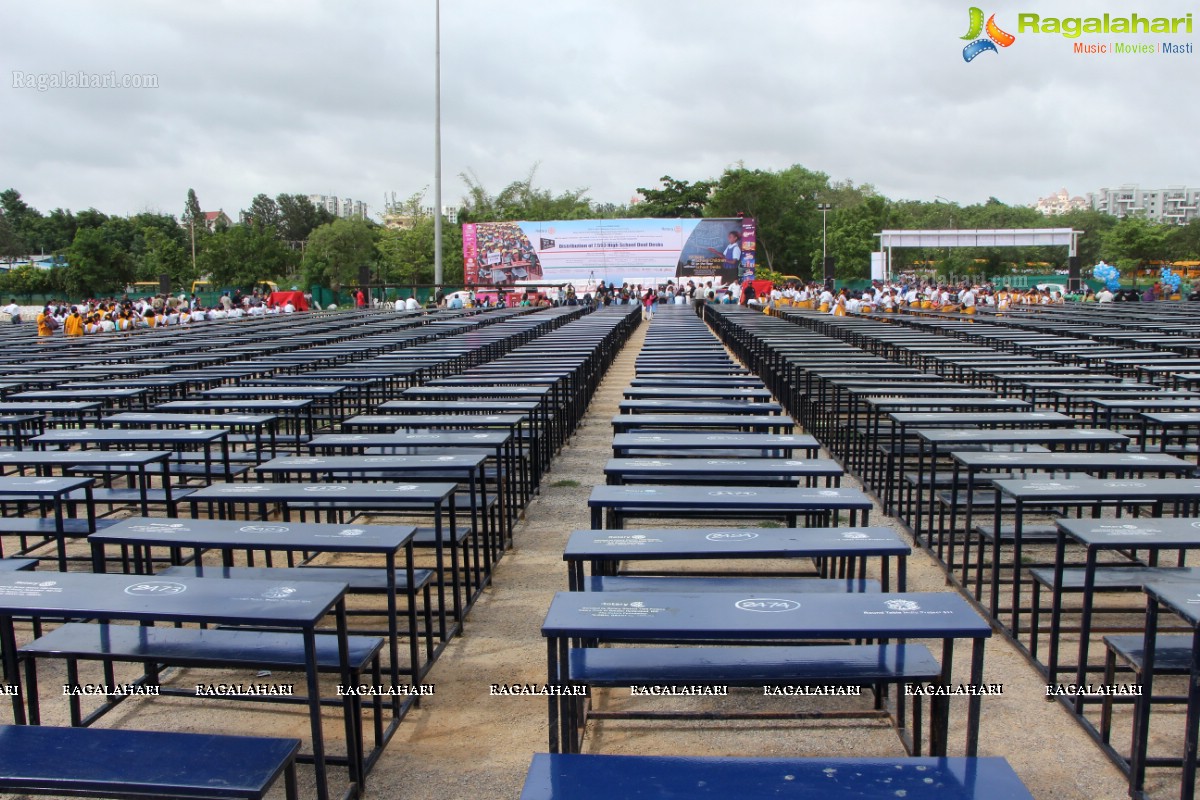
[4,164,1200,299]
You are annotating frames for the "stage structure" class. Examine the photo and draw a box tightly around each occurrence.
[874,228,1083,290]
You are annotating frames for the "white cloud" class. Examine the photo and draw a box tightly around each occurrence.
[1,0,1196,217]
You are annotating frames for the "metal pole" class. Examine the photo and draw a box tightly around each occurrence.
[433,0,444,287]
[190,219,196,273]
[816,202,832,259]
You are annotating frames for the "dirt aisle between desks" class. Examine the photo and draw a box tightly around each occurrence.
[366,313,1133,800]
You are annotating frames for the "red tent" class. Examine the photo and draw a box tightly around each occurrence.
[268,290,308,311]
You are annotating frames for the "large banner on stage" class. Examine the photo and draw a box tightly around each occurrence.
[461,217,752,287]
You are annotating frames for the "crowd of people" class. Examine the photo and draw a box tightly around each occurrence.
[24,287,304,338]
[746,278,1190,316]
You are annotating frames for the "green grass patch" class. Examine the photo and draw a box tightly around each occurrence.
[550,479,582,489]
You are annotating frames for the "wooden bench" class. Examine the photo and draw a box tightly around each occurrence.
[0,723,300,800]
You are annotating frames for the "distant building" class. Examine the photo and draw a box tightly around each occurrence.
[308,194,369,220]
[201,210,233,231]
[1034,188,1088,216]
[381,203,459,230]
[1088,184,1200,225]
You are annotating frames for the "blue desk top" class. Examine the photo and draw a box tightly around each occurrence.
[889,411,1074,426]
[589,485,871,511]
[954,452,1187,470]
[604,458,841,477]
[34,429,225,444]
[612,433,818,449]
[255,454,486,473]
[542,591,990,640]
[106,412,278,426]
[0,476,94,494]
[564,527,908,559]
[862,398,1030,410]
[624,387,772,398]
[618,400,784,414]
[922,429,1129,446]
[94,516,416,553]
[520,754,1034,800]
[186,481,457,502]
[310,432,511,447]
[612,414,792,427]
[343,414,528,427]
[160,399,313,410]
[0,570,342,625]
[1142,412,1200,424]
[0,450,171,465]
[1057,517,1200,549]
[379,400,540,412]
[992,477,1200,501]
[0,401,101,411]
[1145,581,1200,627]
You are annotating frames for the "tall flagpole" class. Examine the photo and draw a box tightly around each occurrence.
[433,0,444,288]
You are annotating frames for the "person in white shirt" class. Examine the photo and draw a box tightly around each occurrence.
[283,302,295,313]
[960,286,977,315]
[1097,288,1114,303]
[394,298,405,311]
[1,300,21,324]
[405,296,420,311]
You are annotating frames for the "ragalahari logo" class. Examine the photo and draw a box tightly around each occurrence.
[962,7,1016,61]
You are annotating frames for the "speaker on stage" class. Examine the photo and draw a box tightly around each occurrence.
[1067,256,1081,292]
[823,257,836,291]
[158,274,170,295]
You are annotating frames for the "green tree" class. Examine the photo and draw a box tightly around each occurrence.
[132,227,190,286]
[64,223,133,296]
[1102,216,1170,270]
[182,188,203,230]
[706,164,830,279]
[301,219,376,290]
[198,226,294,289]
[0,213,26,267]
[458,165,594,222]
[35,208,78,253]
[245,194,281,235]
[823,196,889,279]
[1166,218,1200,261]
[634,175,713,218]
[277,194,332,242]
[0,189,41,252]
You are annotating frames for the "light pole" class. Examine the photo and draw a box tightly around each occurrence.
[816,201,833,290]
[934,195,955,228]
[433,0,444,288]
[816,202,832,258]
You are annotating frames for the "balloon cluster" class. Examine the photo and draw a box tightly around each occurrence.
[1092,261,1120,291]
[1160,266,1182,292]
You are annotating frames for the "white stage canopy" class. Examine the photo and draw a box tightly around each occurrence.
[876,228,1080,256]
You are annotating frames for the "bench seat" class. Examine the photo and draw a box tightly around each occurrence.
[0,724,300,800]
[1104,633,1194,674]
[157,564,434,594]
[1029,565,1200,591]
[584,575,879,593]
[569,643,940,686]
[21,622,382,672]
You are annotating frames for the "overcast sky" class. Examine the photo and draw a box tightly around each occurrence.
[2,0,1196,219]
